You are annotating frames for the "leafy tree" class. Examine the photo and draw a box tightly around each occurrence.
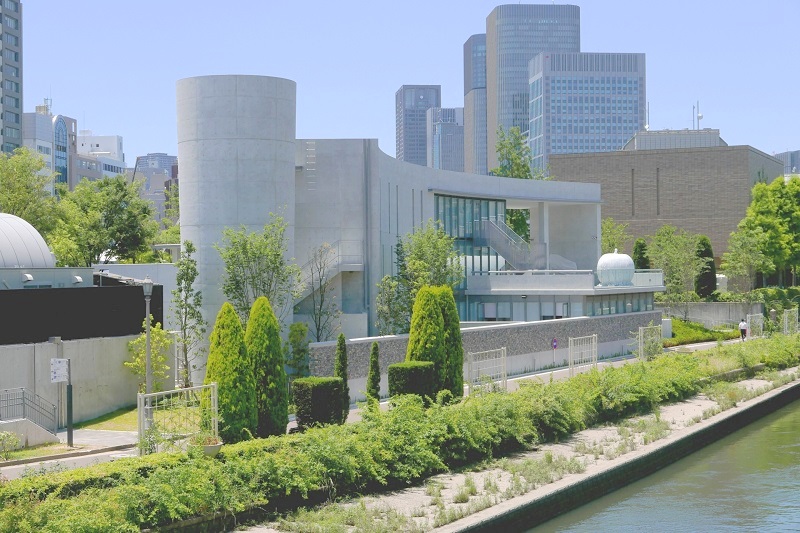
[406,286,446,392]
[601,217,632,255]
[433,285,463,399]
[648,225,708,311]
[721,226,775,293]
[124,316,172,393]
[632,238,650,269]
[171,241,206,388]
[204,302,257,443]
[366,341,380,402]
[0,147,60,238]
[490,125,547,240]
[694,235,717,299]
[245,296,288,437]
[155,182,180,244]
[333,333,350,423]
[739,178,793,285]
[375,221,463,335]
[307,242,341,341]
[216,212,301,325]
[49,176,157,266]
[284,321,310,384]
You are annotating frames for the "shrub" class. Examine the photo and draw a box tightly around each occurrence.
[694,235,716,299]
[366,341,381,401]
[664,317,739,347]
[388,361,435,400]
[204,302,257,443]
[245,297,288,438]
[406,286,446,391]
[333,333,350,422]
[632,238,649,269]
[433,285,464,399]
[0,431,20,460]
[293,377,345,429]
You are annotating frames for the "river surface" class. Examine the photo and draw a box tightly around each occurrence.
[533,399,800,532]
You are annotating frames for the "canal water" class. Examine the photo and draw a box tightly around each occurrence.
[534,399,800,532]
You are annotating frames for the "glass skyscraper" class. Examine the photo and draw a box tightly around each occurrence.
[528,52,646,171]
[486,4,580,171]
[1,0,22,153]
[464,33,488,175]
[395,85,441,166]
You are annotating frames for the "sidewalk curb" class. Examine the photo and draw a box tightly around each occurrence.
[0,443,136,468]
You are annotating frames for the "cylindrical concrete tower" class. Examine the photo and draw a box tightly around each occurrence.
[177,75,296,381]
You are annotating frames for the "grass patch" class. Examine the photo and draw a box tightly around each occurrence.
[1,443,84,463]
[664,318,740,348]
[74,406,137,431]
[279,500,425,533]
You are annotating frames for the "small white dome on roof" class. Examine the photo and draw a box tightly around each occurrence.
[0,213,55,268]
[596,248,634,286]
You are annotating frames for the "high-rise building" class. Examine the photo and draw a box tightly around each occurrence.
[1,0,23,153]
[77,131,126,177]
[775,149,800,175]
[426,107,464,172]
[135,152,177,172]
[395,85,441,166]
[486,4,580,171]
[528,52,646,170]
[464,34,487,175]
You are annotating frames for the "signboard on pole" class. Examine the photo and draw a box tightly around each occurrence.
[552,338,558,350]
[51,358,69,383]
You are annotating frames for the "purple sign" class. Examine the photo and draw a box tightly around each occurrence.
[552,338,558,349]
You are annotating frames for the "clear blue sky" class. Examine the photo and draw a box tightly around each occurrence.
[23,1,799,165]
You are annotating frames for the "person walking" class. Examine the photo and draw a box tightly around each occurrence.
[739,318,748,341]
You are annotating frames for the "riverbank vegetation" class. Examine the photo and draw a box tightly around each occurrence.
[1,335,798,532]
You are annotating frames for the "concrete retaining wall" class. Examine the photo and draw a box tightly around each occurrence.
[0,419,58,447]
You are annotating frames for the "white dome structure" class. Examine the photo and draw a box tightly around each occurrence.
[0,213,55,268]
[596,249,634,286]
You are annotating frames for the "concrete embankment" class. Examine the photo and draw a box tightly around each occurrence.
[439,376,800,532]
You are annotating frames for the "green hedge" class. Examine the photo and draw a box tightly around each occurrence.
[388,361,435,400]
[292,377,345,430]
[663,317,740,347]
[2,335,798,531]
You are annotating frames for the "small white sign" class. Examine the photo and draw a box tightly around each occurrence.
[51,358,69,383]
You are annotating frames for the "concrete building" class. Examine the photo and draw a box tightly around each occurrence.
[22,100,84,190]
[135,152,177,173]
[549,140,784,259]
[775,149,799,175]
[177,75,664,385]
[426,107,464,172]
[395,85,441,166]
[1,0,23,154]
[623,128,727,151]
[77,131,126,178]
[528,52,646,171]
[464,33,488,175]
[486,4,581,171]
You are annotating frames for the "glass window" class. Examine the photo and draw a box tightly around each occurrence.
[3,0,18,12]
[4,15,18,29]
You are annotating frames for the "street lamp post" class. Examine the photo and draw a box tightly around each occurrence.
[142,276,154,395]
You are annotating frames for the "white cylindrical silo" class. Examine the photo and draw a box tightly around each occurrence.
[177,75,296,382]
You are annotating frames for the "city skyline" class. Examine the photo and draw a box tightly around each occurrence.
[22,1,799,165]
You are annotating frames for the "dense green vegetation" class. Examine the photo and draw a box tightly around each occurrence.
[333,333,350,422]
[292,377,345,430]
[2,335,798,531]
[663,317,741,347]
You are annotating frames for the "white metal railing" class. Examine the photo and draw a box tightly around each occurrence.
[569,334,598,377]
[784,308,799,336]
[638,325,663,361]
[473,219,533,270]
[137,383,218,455]
[0,388,58,435]
[468,269,596,292]
[467,347,507,395]
[747,313,764,339]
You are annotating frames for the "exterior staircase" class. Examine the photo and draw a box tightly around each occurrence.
[0,388,58,435]
[295,240,364,301]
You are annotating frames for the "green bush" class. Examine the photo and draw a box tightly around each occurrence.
[388,361,435,400]
[433,285,464,399]
[664,317,739,347]
[366,341,381,401]
[333,333,350,422]
[695,235,716,299]
[204,302,257,444]
[245,296,288,438]
[293,377,345,429]
[406,286,446,391]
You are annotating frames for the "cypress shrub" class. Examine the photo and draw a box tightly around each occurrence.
[244,296,288,438]
[366,341,381,401]
[292,376,344,430]
[333,333,350,423]
[632,238,650,269]
[695,235,716,298]
[434,285,464,399]
[406,286,446,391]
[204,302,257,443]
[388,361,435,400]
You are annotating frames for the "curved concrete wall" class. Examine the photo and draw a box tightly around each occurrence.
[177,75,296,380]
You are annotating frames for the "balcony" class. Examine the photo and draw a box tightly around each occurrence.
[466,268,664,294]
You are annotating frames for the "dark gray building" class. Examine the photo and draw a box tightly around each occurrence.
[1,0,22,153]
[464,33,487,175]
[549,143,784,259]
[486,4,580,171]
[395,85,440,166]
[426,107,464,172]
[528,52,646,171]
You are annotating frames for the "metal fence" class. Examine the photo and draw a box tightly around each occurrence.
[747,313,764,339]
[0,388,58,435]
[568,334,598,377]
[638,325,663,361]
[783,308,799,336]
[137,383,218,456]
[466,347,507,395]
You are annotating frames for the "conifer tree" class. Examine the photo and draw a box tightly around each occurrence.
[406,286,446,392]
[204,302,256,443]
[245,296,288,437]
[695,235,717,298]
[366,341,381,402]
[632,238,650,269]
[333,333,350,423]
[434,286,464,399]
